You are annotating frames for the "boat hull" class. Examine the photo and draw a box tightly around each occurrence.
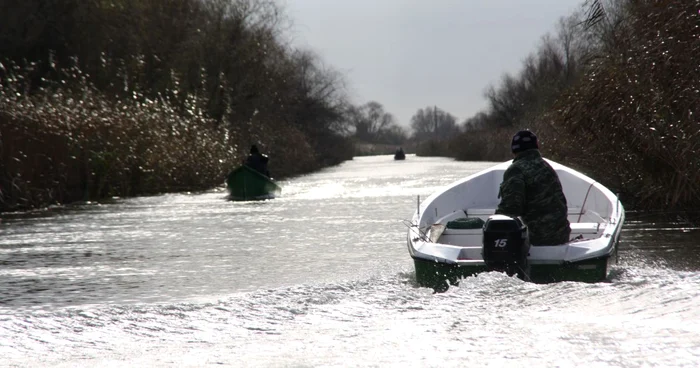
[226,165,281,201]
[412,250,617,290]
[406,157,624,291]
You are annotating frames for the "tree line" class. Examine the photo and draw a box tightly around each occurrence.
[347,102,462,156]
[0,0,464,213]
[375,0,698,213]
[435,0,698,212]
[0,0,394,212]
[5,0,693,213]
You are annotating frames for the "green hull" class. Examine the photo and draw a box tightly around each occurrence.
[413,251,616,291]
[226,165,281,201]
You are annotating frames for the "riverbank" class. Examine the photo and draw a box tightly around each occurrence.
[0,0,355,213]
[441,1,699,213]
[354,142,416,156]
[0,77,353,213]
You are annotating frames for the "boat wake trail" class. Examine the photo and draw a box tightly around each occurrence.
[4,263,700,367]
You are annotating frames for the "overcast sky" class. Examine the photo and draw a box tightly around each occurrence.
[283,0,584,127]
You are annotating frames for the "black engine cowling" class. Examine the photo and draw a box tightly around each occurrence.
[482,214,531,278]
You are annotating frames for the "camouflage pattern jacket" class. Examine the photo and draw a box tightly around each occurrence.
[495,149,571,245]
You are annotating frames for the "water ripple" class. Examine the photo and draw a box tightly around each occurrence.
[1,156,700,367]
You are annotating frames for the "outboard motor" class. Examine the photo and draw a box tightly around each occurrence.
[482,214,531,279]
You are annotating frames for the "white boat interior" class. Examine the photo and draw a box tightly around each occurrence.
[409,159,624,265]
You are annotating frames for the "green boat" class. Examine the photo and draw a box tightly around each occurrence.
[407,158,624,291]
[226,165,281,201]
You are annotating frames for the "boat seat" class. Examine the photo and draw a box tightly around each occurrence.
[465,209,495,216]
[458,208,600,236]
[569,222,600,234]
[466,208,601,226]
[466,207,588,216]
[442,227,483,235]
[444,222,600,235]
[438,222,601,246]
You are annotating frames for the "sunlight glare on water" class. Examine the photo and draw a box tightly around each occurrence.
[1,155,700,367]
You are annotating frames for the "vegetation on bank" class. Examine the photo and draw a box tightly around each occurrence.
[347,101,411,155]
[3,0,696,215]
[353,142,417,157]
[0,0,358,212]
[446,0,700,211]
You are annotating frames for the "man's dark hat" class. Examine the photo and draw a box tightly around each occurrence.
[511,130,538,153]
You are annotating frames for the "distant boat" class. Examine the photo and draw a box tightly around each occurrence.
[394,148,406,160]
[407,158,624,290]
[226,165,281,201]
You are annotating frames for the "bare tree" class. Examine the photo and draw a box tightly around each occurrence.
[410,106,459,141]
[350,101,398,142]
[579,0,634,59]
[378,124,408,145]
[462,112,492,131]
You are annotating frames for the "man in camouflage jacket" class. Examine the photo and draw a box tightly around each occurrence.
[495,130,571,245]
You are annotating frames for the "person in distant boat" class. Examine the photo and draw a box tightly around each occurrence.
[245,144,271,178]
[394,147,405,159]
[495,130,570,245]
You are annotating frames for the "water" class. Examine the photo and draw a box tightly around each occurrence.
[1,155,700,367]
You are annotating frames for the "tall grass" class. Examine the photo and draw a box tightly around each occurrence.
[0,0,356,213]
[0,60,237,211]
[448,128,513,162]
[541,0,700,210]
[447,0,700,212]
